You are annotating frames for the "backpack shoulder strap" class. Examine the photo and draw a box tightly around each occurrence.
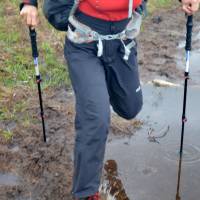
[128,0,133,18]
[71,0,133,19]
[69,0,80,16]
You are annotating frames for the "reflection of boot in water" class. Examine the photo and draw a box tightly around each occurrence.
[101,160,129,200]
[176,194,181,200]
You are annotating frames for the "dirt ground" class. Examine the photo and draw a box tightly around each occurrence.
[138,8,200,83]
[0,7,200,200]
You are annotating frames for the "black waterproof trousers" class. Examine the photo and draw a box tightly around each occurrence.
[64,11,143,198]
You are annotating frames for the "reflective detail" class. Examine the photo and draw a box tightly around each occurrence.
[97,38,103,57]
[185,51,190,73]
[34,57,38,65]
[34,57,40,76]
[128,0,133,18]
[136,86,141,93]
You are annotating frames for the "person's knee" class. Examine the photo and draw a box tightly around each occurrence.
[123,101,143,120]
[115,96,143,120]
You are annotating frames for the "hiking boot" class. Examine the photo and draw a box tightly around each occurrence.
[78,192,100,200]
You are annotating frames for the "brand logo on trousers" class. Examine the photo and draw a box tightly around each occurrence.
[136,86,141,93]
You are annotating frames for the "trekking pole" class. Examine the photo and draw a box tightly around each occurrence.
[180,14,193,157]
[29,28,47,142]
[176,15,193,200]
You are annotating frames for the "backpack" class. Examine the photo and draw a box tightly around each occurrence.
[43,0,76,31]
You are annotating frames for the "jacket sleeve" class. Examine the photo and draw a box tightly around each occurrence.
[20,0,38,10]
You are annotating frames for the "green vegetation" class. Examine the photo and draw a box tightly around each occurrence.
[0,0,70,89]
[0,129,13,141]
[0,98,27,121]
[0,0,70,141]
[147,0,174,13]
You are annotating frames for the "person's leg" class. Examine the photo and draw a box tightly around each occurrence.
[106,40,143,120]
[64,39,110,198]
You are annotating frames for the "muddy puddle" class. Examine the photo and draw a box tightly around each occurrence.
[105,85,200,200]
[0,173,19,186]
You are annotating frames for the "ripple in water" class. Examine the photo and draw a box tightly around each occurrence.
[164,143,200,164]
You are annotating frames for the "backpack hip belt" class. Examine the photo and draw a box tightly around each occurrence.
[67,0,143,60]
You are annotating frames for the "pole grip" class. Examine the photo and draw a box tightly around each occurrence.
[29,28,39,58]
[185,15,193,51]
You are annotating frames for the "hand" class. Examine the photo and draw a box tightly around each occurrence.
[20,5,39,28]
[182,0,200,15]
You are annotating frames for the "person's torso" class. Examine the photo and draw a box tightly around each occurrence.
[78,0,142,21]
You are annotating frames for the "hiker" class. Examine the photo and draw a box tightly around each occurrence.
[20,0,200,200]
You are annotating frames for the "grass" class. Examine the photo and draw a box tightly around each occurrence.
[0,0,71,140]
[0,86,28,121]
[147,0,174,13]
[0,129,13,141]
[0,0,70,89]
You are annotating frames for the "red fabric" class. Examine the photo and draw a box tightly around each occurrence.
[23,0,30,3]
[87,192,100,200]
[78,0,142,21]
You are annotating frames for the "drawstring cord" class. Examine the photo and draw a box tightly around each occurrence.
[121,39,136,60]
[96,37,136,60]
[97,38,103,57]
[121,39,131,60]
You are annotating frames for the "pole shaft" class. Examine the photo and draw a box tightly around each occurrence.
[176,15,193,200]
[29,29,47,142]
[180,15,193,155]
[180,73,189,155]
[37,76,46,142]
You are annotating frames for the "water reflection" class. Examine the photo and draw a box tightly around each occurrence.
[0,173,19,186]
[176,157,183,200]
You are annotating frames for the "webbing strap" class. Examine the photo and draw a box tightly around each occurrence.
[69,0,80,16]
[69,15,127,41]
[69,15,93,35]
[128,0,133,18]
[121,39,136,60]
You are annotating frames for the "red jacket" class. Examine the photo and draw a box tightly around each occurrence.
[22,0,142,21]
[79,0,142,21]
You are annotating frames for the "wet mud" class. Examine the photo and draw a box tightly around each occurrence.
[0,87,142,200]
[1,6,200,200]
[102,160,129,200]
[138,8,200,84]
